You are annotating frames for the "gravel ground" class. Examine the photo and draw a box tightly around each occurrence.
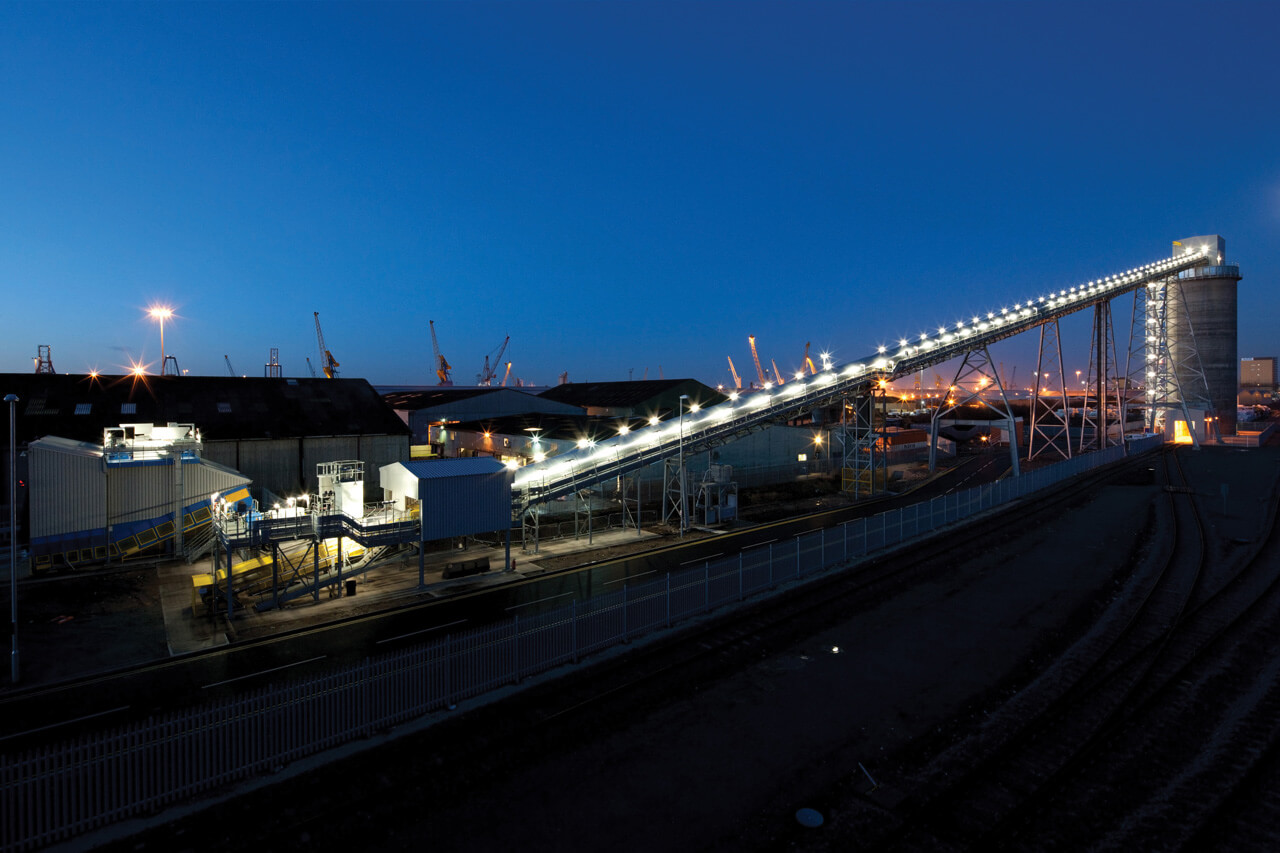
[8,566,167,686]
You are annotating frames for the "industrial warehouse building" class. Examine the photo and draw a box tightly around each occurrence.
[0,373,412,569]
[381,386,585,457]
[27,427,251,571]
[537,378,725,418]
[0,373,410,499]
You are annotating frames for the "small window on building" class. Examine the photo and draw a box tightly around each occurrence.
[217,402,232,414]
[121,403,136,415]
[74,403,91,415]
[286,378,298,385]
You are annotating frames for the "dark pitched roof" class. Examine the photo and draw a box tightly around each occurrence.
[0,373,410,446]
[536,378,724,411]
[380,387,499,410]
[446,412,645,442]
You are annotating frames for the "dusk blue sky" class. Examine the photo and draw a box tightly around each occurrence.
[3,2,1278,389]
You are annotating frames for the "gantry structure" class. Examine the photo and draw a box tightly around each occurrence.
[512,243,1227,546]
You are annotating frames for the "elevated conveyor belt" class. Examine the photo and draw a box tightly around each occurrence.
[512,246,1213,510]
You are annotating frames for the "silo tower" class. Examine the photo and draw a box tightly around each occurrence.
[1169,234,1242,436]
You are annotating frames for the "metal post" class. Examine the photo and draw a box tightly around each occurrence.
[225,538,233,622]
[571,599,578,663]
[512,614,520,682]
[271,541,280,611]
[665,572,671,627]
[7,393,19,684]
[678,394,689,536]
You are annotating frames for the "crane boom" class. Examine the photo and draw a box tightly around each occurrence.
[804,342,816,375]
[224,355,236,377]
[726,356,742,391]
[429,320,453,385]
[501,361,513,386]
[748,335,766,386]
[478,335,510,385]
[771,358,785,385]
[313,312,339,378]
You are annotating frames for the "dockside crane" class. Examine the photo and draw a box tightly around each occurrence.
[306,357,317,378]
[429,320,453,385]
[224,355,236,377]
[726,356,743,391]
[771,358,785,385]
[33,345,55,374]
[477,335,509,385]
[313,312,339,378]
[748,335,767,387]
[501,361,513,386]
[803,342,817,375]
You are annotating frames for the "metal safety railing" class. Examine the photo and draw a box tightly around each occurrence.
[0,436,1160,852]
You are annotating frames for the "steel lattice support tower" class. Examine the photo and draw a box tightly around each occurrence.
[1027,319,1071,462]
[661,457,688,531]
[520,506,540,554]
[929,345,1020,476]
[1126,275,1213,446]
[1080,301,1125,452]
[617,474,641,536]
[839,391,883,498]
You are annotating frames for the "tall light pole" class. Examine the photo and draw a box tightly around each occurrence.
[148,305,173,376]
[678,394,689,537]
[6,393,18,684]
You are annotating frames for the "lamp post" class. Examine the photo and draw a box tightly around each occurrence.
[148,305,173,376]
[6,393,18,684]
[678,394,689,536]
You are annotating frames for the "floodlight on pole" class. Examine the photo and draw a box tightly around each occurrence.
[147,305,174,375]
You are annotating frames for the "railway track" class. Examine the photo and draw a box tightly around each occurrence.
[836,446,1280,851]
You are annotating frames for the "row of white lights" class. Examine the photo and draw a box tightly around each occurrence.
[513,245,1211,491]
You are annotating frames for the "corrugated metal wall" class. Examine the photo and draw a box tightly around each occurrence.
[109,463,179,525]
[209,438,304,497]
[352,434,410,497]
[30,442,249,538]
[205,435,408,501]
[419,468,514,540]
[29,444,103,539]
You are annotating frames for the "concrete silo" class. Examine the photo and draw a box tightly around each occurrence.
[1169,234,1242,436]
